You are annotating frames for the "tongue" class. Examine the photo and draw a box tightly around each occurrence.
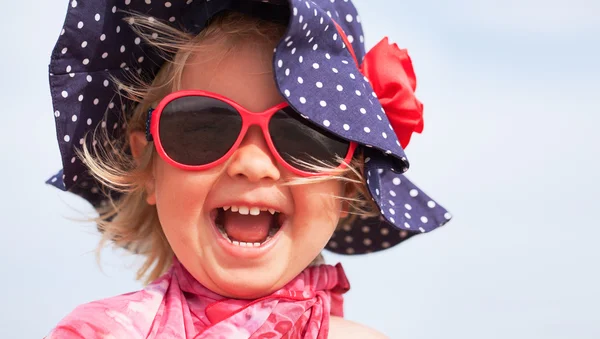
[223,211,272,243]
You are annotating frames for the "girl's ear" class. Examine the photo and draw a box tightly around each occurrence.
[340,182,358,219]
[129,131,148,164]
[129,131,157,205]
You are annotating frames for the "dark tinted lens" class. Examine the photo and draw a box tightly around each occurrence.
[159,96,242,165]
[269,107,351,172]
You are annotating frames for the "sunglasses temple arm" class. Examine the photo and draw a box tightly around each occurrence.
[145,108,154,142]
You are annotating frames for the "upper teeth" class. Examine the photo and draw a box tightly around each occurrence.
[223,205,278,216]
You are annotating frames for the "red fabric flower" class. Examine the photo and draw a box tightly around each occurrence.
[360,37,424,149]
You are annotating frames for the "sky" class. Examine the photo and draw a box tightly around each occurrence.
[0,0,599,338]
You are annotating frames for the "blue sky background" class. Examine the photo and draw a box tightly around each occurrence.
[0,0,598,338]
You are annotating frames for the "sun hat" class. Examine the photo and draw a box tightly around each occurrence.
[47,0,452,255]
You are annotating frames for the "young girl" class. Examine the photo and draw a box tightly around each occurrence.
[46,0,451,338]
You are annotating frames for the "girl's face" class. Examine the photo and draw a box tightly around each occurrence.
[131,38,346,299]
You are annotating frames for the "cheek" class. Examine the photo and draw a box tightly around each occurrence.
[152,161,215,229]
[291,180,344,237]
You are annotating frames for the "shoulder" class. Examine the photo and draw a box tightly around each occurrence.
[46,282,168,339]
[328,316,389,339]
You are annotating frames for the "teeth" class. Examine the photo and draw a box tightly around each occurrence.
[220,205,280,216]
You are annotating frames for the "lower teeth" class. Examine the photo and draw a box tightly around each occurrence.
[216,223,276,247]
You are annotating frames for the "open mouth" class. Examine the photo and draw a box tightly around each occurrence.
[213,205,285,247]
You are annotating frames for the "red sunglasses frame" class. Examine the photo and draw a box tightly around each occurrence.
[146,90,358,177]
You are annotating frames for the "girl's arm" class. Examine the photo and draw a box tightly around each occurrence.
[329,316,390,339]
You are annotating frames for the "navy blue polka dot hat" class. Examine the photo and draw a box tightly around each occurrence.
[47,0,452,255]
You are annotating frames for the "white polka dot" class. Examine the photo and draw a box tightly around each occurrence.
[343,124,350,131]
[392,178,401,185]
[82,58,89,65]
[312,44,318,50]
[125,0,131,4]
[333,33,338,41]
[169,16,176,22]
[427,201,436,208]
[332,67,338,73]
[293,7,298,16]
[320,100,327,107]
[71,0,77,7]
[336,85,343,91]
[376,188,380,195]
[323,120,331,127]
[138,56,144,63]
[78,95,84,102]
[299,97,306,104]
[100,34,106,41]
[363,238,372,246]
[54,110,60,117]
[71,115,78,122]
[345,236,353,243]
[102,52,108,59]
[299,15,303,23]
[346,14,354,22]
[340,104,347,111]
[316,81,323,88]
[360,108,366,114]
[87,118,92,125]
[66,65,71,72]
[377,115,382,121]
[382,242,390,248]
[381,227,389,235]
[297,77,303,84]
[61,47,68,54]
[348,35,354,43]
[421,216,429,223]
[410,189,419,197]
[298,55,303,63]
[165,1,172,7]
[302,23,308,30]
[291,47,296,54]
[103,80,109,87]
[325,53,331,59]
[382,132,388,138]
[120,45,125,53]
[112,6,116,13]
[116,26,121,33]
[277,59,283,68]
[284,68,290,76]
[405,204,412,210]
[445,213,452,220]
[312,63,319,69]
[61,91,68,98]
[284,89,290,97]
[86,75,92,82]
[134,37,141,45]
[64,135,70,142]
[145,0,151,3]
[151,32,158,39]
[349,73,356,79]
[364,127,371,133]
[405,213,412,219]
[77,21,84,29]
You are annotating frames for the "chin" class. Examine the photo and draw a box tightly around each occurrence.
[210,260,292,299]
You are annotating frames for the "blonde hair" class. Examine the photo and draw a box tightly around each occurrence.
[79,11,377,284]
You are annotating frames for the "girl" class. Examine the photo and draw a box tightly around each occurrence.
[46,0,451,338]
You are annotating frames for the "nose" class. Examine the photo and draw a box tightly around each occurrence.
[226,126,281,182]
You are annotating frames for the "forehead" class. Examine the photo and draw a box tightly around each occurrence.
[178,39,285,111]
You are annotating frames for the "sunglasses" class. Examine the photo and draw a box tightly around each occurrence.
[145,90,357,177]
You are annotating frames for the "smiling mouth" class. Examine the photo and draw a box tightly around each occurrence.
[213,205,285,247]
